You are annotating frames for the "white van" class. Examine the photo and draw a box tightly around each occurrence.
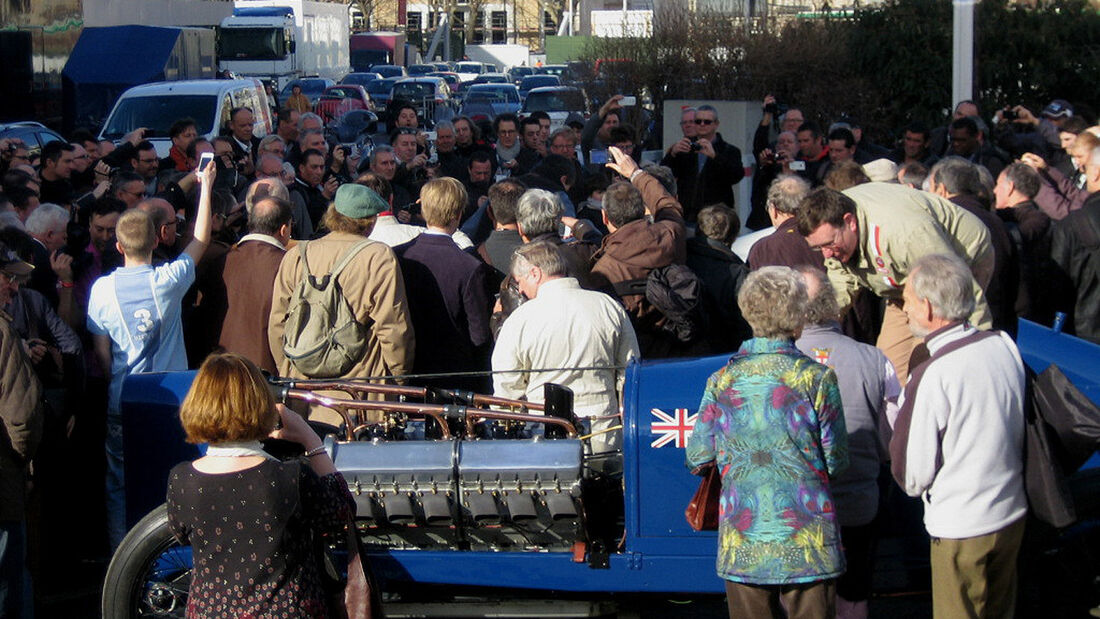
[98,79,274,158]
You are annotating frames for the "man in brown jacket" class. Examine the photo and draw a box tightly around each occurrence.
[590,147,687,356]
[0,242,43,618]
[269,183,415,425]
[220,195,293,374]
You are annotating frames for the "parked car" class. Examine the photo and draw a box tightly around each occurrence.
[520,86,589,131]
[431,61,452,72]
[472,72,510,85]
[324,109,380,152]
[535,64,568,77]
[279,78,335,106]
[314,85,373,124]
[371,64,408,79]
[340,72,382,87]
[365,76,403,112]
[507,66,535,86]
[390,77,456,126]
[458,84,522,125]
[0,121,65,156]
[518,75,562,101]
[428,72,461,90]
[453,61,488,83]
[100,79,273,158]
[407,64,436,76]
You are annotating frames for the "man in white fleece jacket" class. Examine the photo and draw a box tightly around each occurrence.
[891,253,1027,619]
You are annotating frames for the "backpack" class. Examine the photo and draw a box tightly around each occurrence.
[614,264,708,344]
[282,239,374,378]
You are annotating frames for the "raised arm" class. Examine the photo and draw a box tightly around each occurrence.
[183,159,216,263]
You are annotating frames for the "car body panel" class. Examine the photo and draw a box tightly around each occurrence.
[0,122,66,155]
[314,84,373,123]
[279,77,335,106]
[340,72,383,87]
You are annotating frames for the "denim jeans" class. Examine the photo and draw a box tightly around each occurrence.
[0,520,32,619]
[106,411,126,550]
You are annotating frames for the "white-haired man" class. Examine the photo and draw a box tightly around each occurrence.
[493,241,639,466]
[892,253,1026,619]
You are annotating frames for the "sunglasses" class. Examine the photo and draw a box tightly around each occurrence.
[694,119,715,125]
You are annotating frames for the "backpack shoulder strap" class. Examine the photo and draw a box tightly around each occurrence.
[298,240,312,278]
[329,239,374,280]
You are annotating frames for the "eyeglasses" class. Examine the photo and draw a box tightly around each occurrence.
[809,226,845,253]
[694,119,715,125]
[138,158,159,165]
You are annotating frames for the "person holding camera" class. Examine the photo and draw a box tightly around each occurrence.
[661,104,745,223]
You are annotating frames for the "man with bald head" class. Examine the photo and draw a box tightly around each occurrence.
[249,171,311,240]
[136,197,180,264]
[220,195,293,373]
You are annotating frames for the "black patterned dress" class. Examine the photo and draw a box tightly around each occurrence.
[167,459,354,618]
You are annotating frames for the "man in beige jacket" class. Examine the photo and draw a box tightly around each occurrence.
[269,183,415,425]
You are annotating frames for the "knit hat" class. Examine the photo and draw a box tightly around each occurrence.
[333,183,386,219]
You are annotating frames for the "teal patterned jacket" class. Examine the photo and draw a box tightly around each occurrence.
[686,337,849,585]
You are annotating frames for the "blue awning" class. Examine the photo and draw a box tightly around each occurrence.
[62,25,180,85]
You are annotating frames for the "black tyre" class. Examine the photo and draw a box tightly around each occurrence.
[101,504,191,618]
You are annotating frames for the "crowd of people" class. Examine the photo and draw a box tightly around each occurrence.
[0,86,1097,618]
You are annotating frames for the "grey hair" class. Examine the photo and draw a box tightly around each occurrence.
[298,127,324,145]
[738,266,808,339]
[929,156,982,196]
[641,163,677,196]
[370,145,396,164]
[244,178,290,216]
[516,189,563,238]
[258,134,286,152]
[1001,162,1040,199]
[549,126,575,145]
[908,253,976,322]
[511,240,568,278]
[800,267,841,326]
[297,112,323,130]
[767,174,811,215]
[434,120,455,133]
[24,203,69,237]
[898,162,929,189]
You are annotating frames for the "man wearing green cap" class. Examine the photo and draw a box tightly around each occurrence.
[269,182,414,426]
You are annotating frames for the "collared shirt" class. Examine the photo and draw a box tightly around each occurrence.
[233,136,252,154]
[237,233,285,251]
[492,277,639,417]
[369,216,474,249]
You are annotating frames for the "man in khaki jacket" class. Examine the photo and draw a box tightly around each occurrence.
[269,183,415,425]
[797,183,993,383]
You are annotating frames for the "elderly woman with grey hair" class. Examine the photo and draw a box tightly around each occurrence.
[686,266,849,619]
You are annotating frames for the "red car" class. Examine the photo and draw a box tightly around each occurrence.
[314,85,373,124]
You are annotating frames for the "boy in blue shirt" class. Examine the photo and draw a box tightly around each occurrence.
[87,161,215,547]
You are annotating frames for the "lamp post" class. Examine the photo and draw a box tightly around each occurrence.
[952,0,975,106]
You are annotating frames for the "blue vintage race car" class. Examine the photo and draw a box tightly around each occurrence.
[100,319,1100,617]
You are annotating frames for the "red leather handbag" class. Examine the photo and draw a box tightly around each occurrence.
[685,462,721,531]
